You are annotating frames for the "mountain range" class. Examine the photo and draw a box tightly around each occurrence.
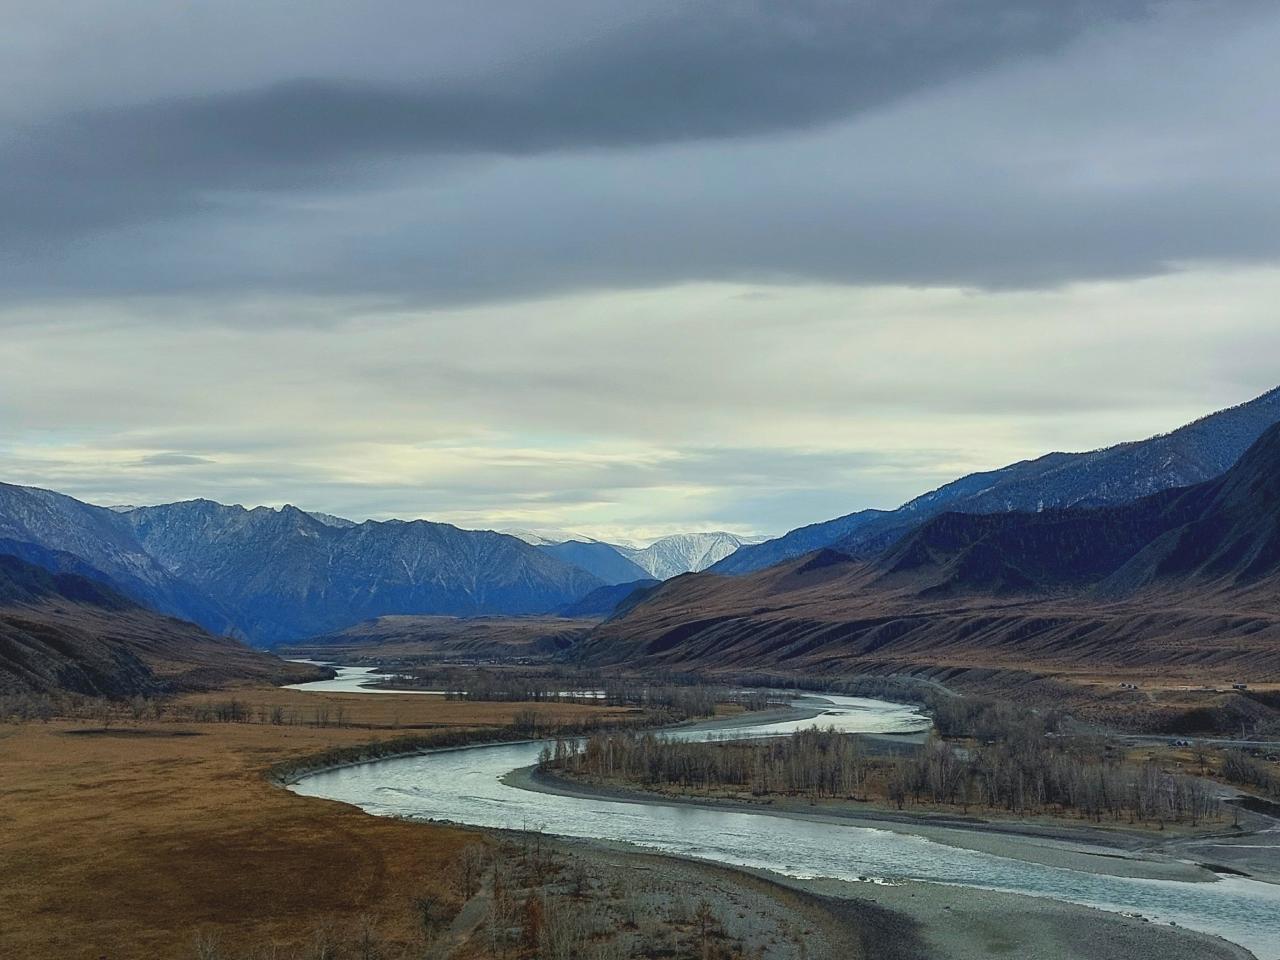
[3,385,1279,683]
[0,482,764,649]
[714,385,1280,574]
[581,420,1280,685]
[0,488,603,645]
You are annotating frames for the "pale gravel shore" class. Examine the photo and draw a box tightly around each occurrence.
[784,872,1256,960]
[549,837,1256,960]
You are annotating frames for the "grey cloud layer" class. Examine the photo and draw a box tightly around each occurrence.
[3,272,1277,536]
[3,1,1167,279]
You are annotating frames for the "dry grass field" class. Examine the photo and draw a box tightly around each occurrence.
[0,689,632,960]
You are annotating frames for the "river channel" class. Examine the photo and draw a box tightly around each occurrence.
[286,684,1280,956]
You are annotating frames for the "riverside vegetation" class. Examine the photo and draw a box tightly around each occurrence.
[382,665,780,715]
[546,695,1238,827]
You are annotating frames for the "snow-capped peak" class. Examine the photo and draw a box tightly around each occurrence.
[615,532,765,580]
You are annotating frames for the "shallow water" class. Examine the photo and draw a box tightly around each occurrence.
[283,661,444,694]
[687,693,933,739]
[282,660,607,698]
[289,696,1280,956]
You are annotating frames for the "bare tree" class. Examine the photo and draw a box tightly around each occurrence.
[452,843,487,900]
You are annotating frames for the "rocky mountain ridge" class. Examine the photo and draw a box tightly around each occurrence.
[0,487,603,645]
[0,553,310,696]
[582,422,1280,682]
[715,385,1280,574]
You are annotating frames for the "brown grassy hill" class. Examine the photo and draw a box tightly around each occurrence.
[0,554,315,697]
[283,614,596,662]
[579,554,1280,678]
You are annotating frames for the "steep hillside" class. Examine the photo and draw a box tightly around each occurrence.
[536,540,650,585]
[582,424,1280,682]
[716,384,1280,574]
[879,420,1280,600]
[121,501,602,644]
[0,538,124,589]
[0,554,311,697]
[558,578,660,618]
[0,483,236,634]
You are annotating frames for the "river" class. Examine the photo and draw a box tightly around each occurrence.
[287,693,1280,956]
[283,661,443,694]
[283,661,607,698]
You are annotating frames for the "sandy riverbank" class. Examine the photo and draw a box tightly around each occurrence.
[544,836,1255,960]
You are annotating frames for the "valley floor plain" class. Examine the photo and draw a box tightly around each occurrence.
[1,684,1269,960]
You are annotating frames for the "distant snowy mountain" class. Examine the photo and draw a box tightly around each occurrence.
[499,527,763,580]
[617,532,764,580]
[501,528,600,547]
[306,510,358,529]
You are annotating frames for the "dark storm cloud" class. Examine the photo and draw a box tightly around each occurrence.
[2,1,1154,243]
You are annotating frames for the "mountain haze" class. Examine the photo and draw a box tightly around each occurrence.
[557,578,661,619]
[507,528,761,579]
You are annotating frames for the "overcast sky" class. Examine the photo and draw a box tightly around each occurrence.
[2,1,1277,542]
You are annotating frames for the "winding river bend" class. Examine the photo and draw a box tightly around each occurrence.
[283,662,441,694]
[287,692,1280,956]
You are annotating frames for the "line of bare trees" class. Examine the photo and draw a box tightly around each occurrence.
[431,674,772,720]
[1222,749,1279,798]
[550,726,1223,826]
[545,727,870,799]
[885,735,1221,825]
[0,692,360,729]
